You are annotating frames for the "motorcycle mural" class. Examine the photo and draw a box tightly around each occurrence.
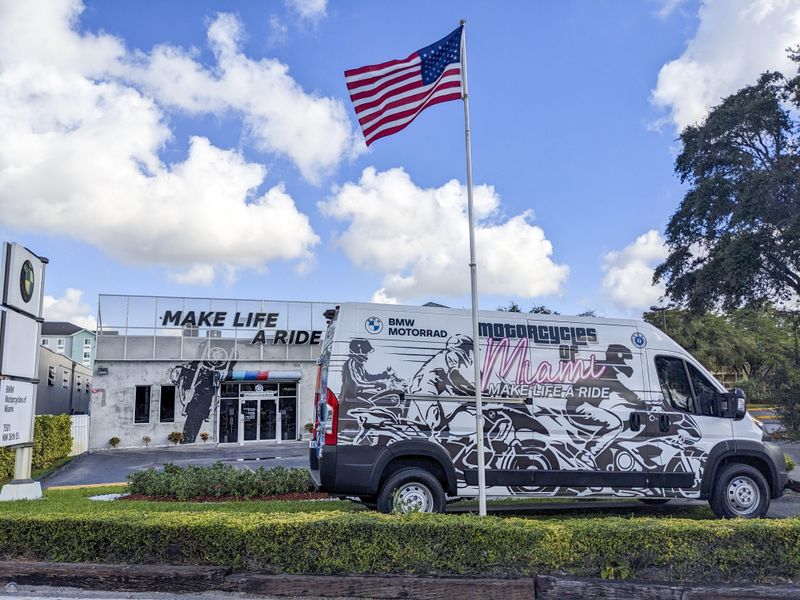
[336,333,706,497]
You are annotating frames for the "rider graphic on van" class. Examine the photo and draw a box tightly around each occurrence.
[408,334,476,397]
[567,344,643,468]
[341,339,403,401]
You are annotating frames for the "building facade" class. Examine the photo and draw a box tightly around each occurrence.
[41,322,96,368]
[36,346,92,415]
[90,295,333,450]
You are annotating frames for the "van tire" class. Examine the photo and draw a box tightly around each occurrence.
[377,467,446,514]
[709,463,770,519]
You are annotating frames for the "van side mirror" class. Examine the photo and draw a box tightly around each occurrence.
[716,388,746,419]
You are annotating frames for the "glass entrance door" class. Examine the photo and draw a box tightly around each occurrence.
[242,399,258,442]
[259,399,277,441]
[218,382,299,443]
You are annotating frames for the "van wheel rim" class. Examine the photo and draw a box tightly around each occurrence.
[393,482,434,513]
[727,476,760,514]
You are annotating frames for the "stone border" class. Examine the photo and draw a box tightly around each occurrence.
[0,561,797,599]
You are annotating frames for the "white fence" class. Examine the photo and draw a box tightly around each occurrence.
[69,415,90,456]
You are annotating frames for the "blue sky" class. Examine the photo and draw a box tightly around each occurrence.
[1,0,797,329]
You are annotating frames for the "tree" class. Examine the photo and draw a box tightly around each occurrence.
[654,50,800,311]
[577,309,598,317]
[528,305,560,315]
[497,301,522,312]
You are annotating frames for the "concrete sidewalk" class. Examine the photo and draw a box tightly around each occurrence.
[42,442,309,489]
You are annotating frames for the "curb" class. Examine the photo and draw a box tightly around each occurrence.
[0,561,798,599]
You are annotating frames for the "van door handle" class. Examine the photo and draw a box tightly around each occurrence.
[629,412,641,432]
[659,414,670,432]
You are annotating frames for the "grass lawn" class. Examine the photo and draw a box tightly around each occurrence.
[0,485,715,520]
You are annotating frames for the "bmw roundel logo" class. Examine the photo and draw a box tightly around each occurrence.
[365,316,383,334]
[631,332,647,348]
[19,260,34,303]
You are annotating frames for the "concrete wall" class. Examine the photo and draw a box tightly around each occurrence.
[89,359,318,450]
[37,346,93,415]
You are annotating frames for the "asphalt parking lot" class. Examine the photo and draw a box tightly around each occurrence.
[42,442,310,488]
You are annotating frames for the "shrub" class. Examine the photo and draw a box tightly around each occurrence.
[304,423,314,433]
[0,415,72,479]
[142,436,151,447]
[167,432,184,445]
[128,462,312,500]
[0,511,798,582]
[109,437,120,449]
[199,432,209,443]
[787,454,796,472]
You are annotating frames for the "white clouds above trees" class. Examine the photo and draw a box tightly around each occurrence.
[602,230,668,311]
[651,0,800,131]
[320,167,568,303]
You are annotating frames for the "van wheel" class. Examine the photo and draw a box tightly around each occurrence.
[377,467,446,514]
[709,463,770,519]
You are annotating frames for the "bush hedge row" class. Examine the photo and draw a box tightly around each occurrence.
[0,510,798,582]
[0,415,72,479]
[127,463,312,499]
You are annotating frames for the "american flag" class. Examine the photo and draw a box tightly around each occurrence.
[345,26,463,147]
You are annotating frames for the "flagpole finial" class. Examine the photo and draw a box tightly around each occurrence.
[460,18,466,26]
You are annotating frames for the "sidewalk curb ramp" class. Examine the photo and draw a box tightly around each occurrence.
[0,561,798,599]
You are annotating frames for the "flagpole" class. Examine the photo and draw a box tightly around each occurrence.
[459,19,487,517]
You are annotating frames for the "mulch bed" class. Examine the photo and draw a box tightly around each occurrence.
[120,491,331,503]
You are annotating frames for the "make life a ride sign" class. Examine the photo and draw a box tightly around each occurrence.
[0,380,34,446]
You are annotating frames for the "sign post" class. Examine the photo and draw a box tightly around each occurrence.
[0,242,47,501]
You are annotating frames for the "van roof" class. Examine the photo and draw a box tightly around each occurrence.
[335,301,646,328]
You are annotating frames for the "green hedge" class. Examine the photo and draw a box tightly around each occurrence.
[0,510,798,582]
[128,463,312,499]
[0,415,72,479]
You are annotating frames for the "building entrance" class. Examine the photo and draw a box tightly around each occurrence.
[218,382,297,444]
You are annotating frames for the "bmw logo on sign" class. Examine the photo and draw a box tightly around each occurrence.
[19,260,34,303]
[631,332,647,349]
[365,317,383,334]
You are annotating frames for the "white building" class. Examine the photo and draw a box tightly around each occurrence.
[90,294,333,450]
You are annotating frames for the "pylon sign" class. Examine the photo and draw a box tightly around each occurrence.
[0,380,34,446]
[0,243,45,320]
[0,243,45,380]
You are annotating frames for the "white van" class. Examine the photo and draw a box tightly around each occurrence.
[309,303,788,518]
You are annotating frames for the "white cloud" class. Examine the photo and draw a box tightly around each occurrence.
[320,167,569,303]
[0,1,330,277]
[602,230,668,311]
[129,13,362,182]
[285,0,328,22]
[268,14,289,47]
[651,0,800,131]
[655,0,689,19]
[43,288,97,331]
[168,265,216,286]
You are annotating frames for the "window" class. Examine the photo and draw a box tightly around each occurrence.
[41,338,49,347]
[62,369,69,389]
[56,338,65,353]
[76,375,81,390]
[688,363,718,416]
[47,366,55,386]
[86,379,91,393]
[655,356,719,416]
[84,338,92,348]
[134,386,151,423]
[160,385,176,423]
